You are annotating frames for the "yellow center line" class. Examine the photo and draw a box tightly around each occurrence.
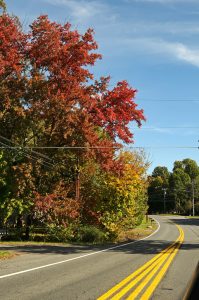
[126,242,181,299]
[115,240,181,300]
[113,230,183,300]
[140,225,184,300]
[97,224,184,300]
[111,251,172,300]
[97,242,174,300]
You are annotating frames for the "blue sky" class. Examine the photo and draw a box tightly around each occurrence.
[5,0,199,173]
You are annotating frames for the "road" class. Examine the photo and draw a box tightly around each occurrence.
[0,216,198,300]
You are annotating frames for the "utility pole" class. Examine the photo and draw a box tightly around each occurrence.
[163,188,167,214]
[75,152,80,201]
[192,179,195,217]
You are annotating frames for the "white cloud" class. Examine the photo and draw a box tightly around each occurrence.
[171,43,199,67]
[152,40,199,67]
[123,37,199,68]
[43,0,106,21]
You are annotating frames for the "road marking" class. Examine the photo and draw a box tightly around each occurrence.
[0,217,160,280]
[140,225,184,300]
[97,224,184,300]
[97,240,176,300]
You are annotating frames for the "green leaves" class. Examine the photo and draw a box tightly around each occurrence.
[148,158,199,215]
[0,10,147,236]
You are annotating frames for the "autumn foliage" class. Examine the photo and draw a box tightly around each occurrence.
[0,9,148,241]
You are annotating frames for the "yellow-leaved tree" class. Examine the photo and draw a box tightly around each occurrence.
[99,151,149,235]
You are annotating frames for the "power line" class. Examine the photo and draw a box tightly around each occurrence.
[0,142,54,169]
[0,136,198,151]
[0,140,54,169]
[0,135,53,163]
[0,146,198,149]
[135,126,199,129]
[137,99,199,102]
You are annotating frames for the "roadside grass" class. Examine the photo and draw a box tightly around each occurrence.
[0,241,69,246]
[0,251,14,260]
[159,213,182,216]
[117,217,158,243]
[159,214,199,219]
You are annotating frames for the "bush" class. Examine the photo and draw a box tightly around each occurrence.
[44,224,78,242]
[76,225,106,243]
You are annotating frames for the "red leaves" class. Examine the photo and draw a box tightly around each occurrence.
[0,14,25,76]
[0,12,148,229]
[88,80,146,144]
[33,193,80,226]
[0,13,146,172]
[28,16,101,83]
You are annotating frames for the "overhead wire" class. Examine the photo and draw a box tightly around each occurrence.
[0,145,198,149]
[0,135,53,163]
[0,139,55,169]
[135,126,199,129]
[0,142,54,169]
[137,99,199,102]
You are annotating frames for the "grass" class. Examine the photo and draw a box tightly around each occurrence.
[159,213,182,216]
[0,241,69,246]
[0,251,14,260]
[117,217,158,243]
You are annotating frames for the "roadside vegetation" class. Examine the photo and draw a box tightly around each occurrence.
[0,1,149,244]
[148,159,199,215]
[0,250,14,259]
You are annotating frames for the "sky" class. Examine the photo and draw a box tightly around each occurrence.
[5,0,199,173]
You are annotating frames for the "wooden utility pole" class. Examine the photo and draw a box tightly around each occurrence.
[163,188,167,214]
[75,153,80,201]
[192,180,195,217]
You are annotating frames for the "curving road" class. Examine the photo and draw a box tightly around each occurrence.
[0,216,198,299]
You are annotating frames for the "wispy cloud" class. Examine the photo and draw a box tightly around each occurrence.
[41,0,199,69]
[151,40,199,67]
[43,0,106,21]
[170,43,199,67]
[134,126,199,136]
[136,126,174,134]
[127,21,199,35]
[122,38,199,68]
[127,0,199,3]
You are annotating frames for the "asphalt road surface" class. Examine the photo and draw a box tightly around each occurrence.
[0,216,198,300]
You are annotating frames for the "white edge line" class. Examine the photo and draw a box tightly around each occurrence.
[0,217,160,280]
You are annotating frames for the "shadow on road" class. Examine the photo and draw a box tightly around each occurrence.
[0,217,198,257]
[172,218,199,227]
[0,239,198,257]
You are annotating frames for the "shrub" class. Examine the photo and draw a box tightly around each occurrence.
[45,224,77,242]
[77,225,106,243]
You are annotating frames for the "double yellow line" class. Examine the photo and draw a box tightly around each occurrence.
[98,224,184,300]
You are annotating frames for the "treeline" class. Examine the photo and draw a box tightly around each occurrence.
[0,4,148,242]
[148,159,199,215]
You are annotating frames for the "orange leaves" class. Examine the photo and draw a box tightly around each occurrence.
[0,14,25,76]
[87,80,145,144]
[0,12,147,229]
[33,193,80,225]
[29,16,101,83]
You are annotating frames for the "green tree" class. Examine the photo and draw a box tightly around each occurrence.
[148,166,170,213]
[172,159,199,215]
[148,159,199,215]
[170,168,191,214]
